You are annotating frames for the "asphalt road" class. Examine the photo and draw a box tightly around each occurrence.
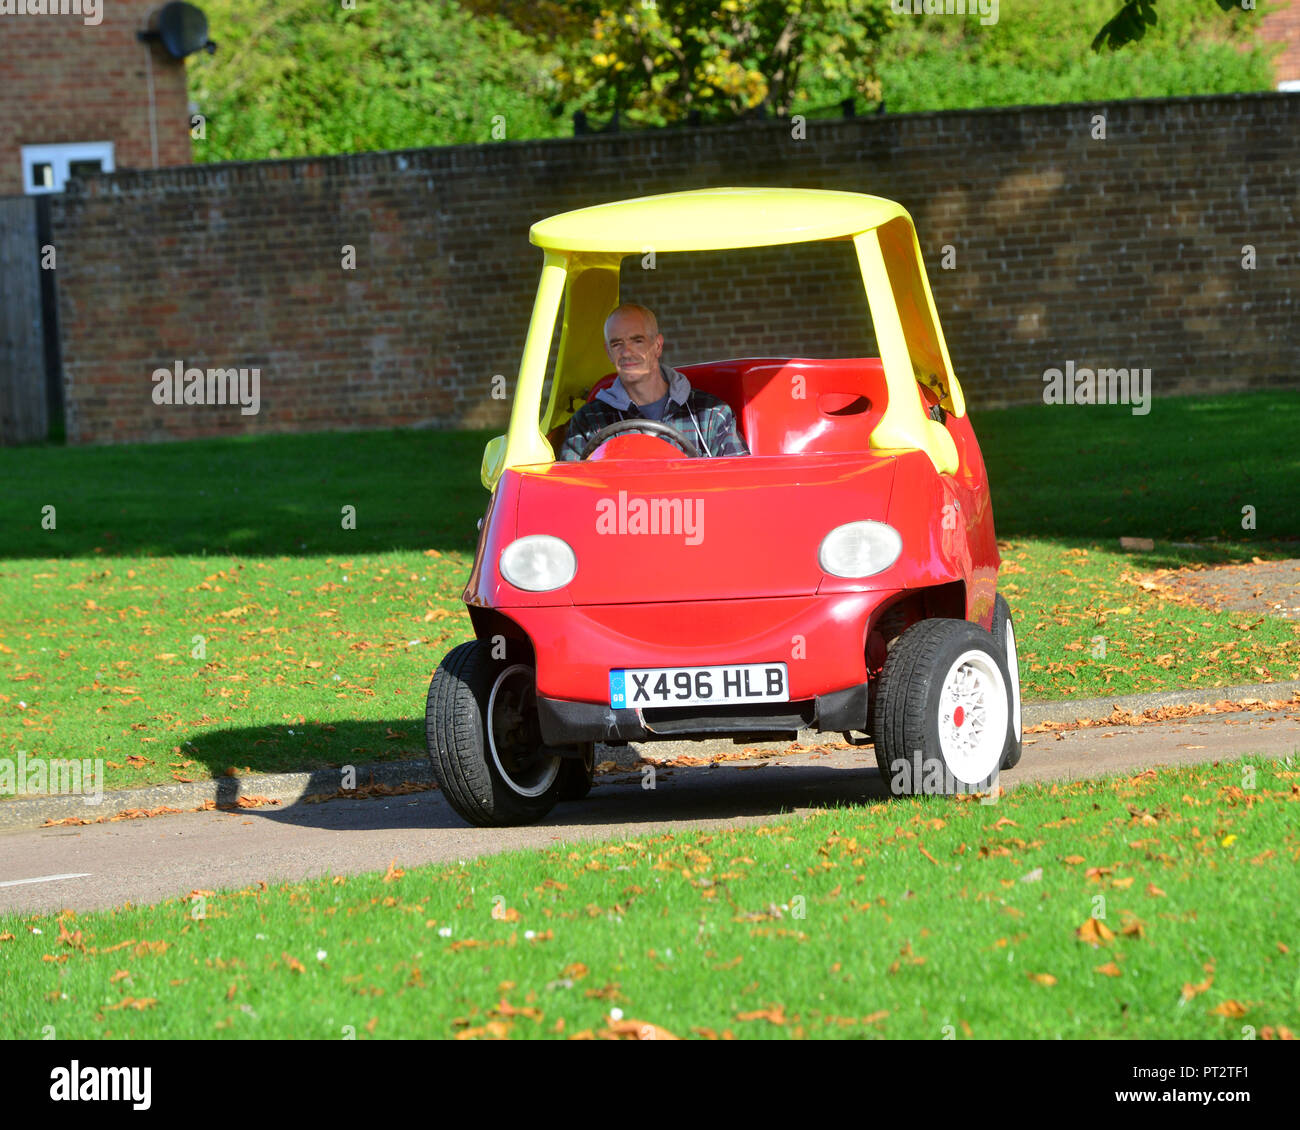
[2,710,1297,916]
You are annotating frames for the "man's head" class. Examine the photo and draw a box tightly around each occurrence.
[604,302,666,402]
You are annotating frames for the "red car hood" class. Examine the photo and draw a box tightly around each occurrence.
[511,453,898,605]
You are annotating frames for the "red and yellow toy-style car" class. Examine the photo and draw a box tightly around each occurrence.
[425,187,1022,827]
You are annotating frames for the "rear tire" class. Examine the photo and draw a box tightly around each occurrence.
[425,641,564,827]
[558,743,595,801]
[875,619,1009,796]
[990,594,1023,771]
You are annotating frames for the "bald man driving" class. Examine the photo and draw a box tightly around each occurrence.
[558,303,749,461]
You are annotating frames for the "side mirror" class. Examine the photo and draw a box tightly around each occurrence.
[480,435,507,490]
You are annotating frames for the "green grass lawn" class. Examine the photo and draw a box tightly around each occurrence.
[979,394,1300,546]
[1,392,1296,793]
[2,757,1296,1040]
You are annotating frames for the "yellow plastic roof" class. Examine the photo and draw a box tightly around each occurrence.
[530,187,911,254]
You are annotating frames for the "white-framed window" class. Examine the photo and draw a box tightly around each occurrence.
[20,141,115,195]
[1279,79,1300,93]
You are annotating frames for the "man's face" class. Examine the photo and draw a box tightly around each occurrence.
[604,309,664,393]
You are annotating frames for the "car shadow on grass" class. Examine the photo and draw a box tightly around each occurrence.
[177,718,430,787]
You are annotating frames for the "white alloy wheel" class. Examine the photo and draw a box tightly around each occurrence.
[936,648,1009,786]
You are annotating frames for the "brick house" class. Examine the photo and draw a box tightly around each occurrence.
[1262,0,1300,88]
[0,0,196,197]
[0,0,209,443]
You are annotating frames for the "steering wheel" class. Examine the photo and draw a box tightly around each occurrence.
[578,418,701,460]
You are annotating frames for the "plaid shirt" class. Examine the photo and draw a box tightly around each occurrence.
[558,365,749,461]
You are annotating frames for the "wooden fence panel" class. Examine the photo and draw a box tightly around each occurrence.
[0,196,47,445]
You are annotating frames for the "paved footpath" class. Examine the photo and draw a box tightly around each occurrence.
[2,707,1297,915]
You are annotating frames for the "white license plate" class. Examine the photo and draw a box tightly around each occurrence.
[609,663,788,709]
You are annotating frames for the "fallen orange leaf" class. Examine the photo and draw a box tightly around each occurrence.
[103,997,157,1012]
[455,1020,512,1040]
[736,1004,787,1025]
[1208,1000,1247,1018]
[598,1018,680,1040]
[491,998,543,1021]
[1076,918,1116,946]
[1119,917,1147,939]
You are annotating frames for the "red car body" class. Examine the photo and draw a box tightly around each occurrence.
[464,355,999,745]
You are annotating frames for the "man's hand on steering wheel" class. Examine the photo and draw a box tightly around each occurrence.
[577,418,702,459]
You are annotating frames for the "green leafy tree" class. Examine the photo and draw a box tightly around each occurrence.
[466,0,894,126]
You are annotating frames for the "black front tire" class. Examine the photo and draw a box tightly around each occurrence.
[874,619,1011,796]
[558,743,595,801]
[425,641,564,827]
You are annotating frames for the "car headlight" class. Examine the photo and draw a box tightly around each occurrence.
[818,521,902,578]
[499,535,577,592]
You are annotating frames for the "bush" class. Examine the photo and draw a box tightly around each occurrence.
[874,43,1275,112]
[190,0,571,163]
[795,0,1276,115]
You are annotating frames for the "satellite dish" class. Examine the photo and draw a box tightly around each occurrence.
[139,2,217,59]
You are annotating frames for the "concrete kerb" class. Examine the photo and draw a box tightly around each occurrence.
[1020,679,1300,727]
[2,680,1297,832]
[0,759,437,833]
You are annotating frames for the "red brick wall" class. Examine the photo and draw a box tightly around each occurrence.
[1262,0,1300,84]
[0,0,191,196]
[47,92,1300,445]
